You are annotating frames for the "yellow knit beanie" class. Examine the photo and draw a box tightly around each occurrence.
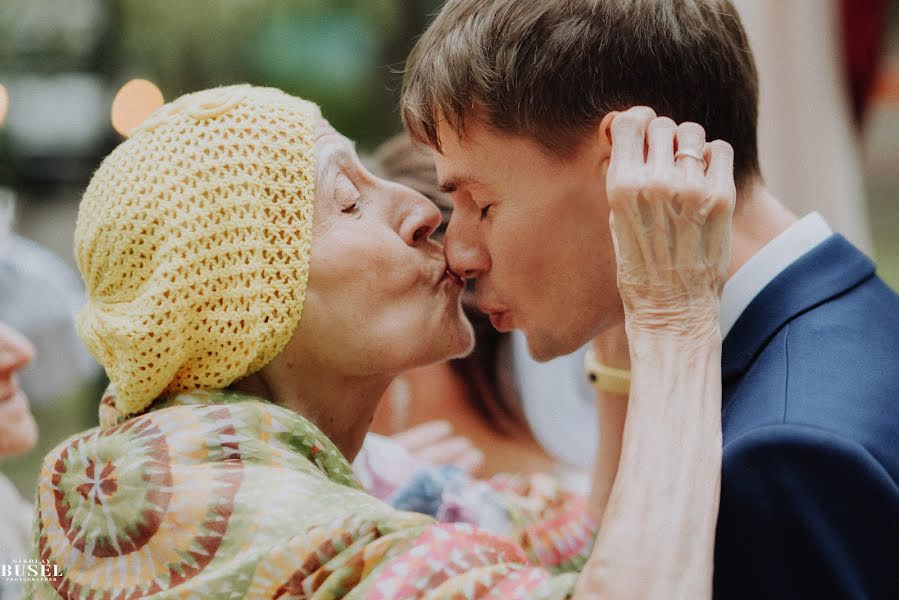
[75,85,319,416]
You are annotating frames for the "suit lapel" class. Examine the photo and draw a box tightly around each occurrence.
[722,235,876,382]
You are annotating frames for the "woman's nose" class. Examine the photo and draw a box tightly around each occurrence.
[444,211,489,280]
[0,322,35,375]
[399,195,442,247]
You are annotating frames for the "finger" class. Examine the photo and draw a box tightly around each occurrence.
[699,140,736,224]
[416,436,475,465]
[454,448,485,475]
[644,117,678,271]
[703,140,736,278]
[675,122,707,183]
[391,420,453,450]
[704,139,735,194]
[646,117,677,175]
[610,106,657,170]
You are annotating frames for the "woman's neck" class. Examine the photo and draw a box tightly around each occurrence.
[233,365,392,462]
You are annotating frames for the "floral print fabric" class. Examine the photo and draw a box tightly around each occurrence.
[354,434,597,573]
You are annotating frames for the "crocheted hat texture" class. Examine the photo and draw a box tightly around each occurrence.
[75,85,319,416]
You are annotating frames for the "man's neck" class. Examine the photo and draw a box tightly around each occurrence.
[232,365,392,462]
[728,181,797,279]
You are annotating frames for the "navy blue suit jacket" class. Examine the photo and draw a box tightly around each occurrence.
[713,235,899,599]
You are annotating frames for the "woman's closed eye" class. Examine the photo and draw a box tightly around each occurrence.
[341,198,361,214]
[335,173,362,216]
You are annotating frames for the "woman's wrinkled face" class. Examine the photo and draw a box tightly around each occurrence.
[293,120,473,376]
[0,321,38,458]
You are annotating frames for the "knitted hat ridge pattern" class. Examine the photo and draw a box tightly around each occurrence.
[75,85,320,416]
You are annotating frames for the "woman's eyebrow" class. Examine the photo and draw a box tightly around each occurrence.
[341,140,361,163]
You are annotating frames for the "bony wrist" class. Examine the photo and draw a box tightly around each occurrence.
[584,347,631,395]
[624,308,721,342]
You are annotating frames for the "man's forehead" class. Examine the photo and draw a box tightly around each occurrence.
[432,119,486,189]
[432,151,485,194]
[435,115,487,154]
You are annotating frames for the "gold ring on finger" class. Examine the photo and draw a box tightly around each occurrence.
[675,149,707,169]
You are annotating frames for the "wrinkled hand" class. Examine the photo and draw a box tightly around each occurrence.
[391,420,485,475]
[607,107,735,338]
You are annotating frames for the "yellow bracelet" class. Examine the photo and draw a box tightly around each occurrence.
[584,347,631,395]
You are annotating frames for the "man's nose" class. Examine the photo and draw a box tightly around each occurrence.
[0,322,35,375]
[444,213,489,279]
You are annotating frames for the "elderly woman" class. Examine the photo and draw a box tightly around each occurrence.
[28,86,730,599]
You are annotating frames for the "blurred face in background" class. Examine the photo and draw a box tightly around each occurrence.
[0,321,38,457]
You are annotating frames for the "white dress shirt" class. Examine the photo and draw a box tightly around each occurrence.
[514,212,834,470]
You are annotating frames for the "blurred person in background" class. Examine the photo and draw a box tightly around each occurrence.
[0,323,37,600]
[0,189,100,409]
[0,195,38,600]
[0,213,40,600]
[28,85,729,599]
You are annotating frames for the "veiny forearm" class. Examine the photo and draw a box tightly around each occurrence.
[576,328,723,600]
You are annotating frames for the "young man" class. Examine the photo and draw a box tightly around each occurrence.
[401,1,899,598]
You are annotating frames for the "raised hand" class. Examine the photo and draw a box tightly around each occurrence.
[575,108,732,599]
[391,420,485,475]
[606,106,735,338]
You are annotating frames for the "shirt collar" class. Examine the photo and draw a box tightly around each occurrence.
[719,212,833,339]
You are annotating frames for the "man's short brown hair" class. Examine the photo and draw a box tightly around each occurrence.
[402,0,760,183]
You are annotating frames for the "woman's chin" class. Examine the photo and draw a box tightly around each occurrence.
[431,286,475,358]
[408,315,474,368]
[442,314,476,359]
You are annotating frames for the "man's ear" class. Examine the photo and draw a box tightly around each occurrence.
[597,111,618,164]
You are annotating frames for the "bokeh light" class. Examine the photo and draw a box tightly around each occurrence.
[0,83,8,127]
[111,78,164,136]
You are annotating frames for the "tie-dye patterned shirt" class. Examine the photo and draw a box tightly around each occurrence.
[27,389,595,599]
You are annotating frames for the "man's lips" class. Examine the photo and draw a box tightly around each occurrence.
[488,312,513,332]
[478,304,513,332]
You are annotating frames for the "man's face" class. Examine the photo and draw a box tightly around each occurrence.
[435,118,623,360]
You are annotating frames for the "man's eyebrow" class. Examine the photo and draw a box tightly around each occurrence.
[439,176,482,194]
